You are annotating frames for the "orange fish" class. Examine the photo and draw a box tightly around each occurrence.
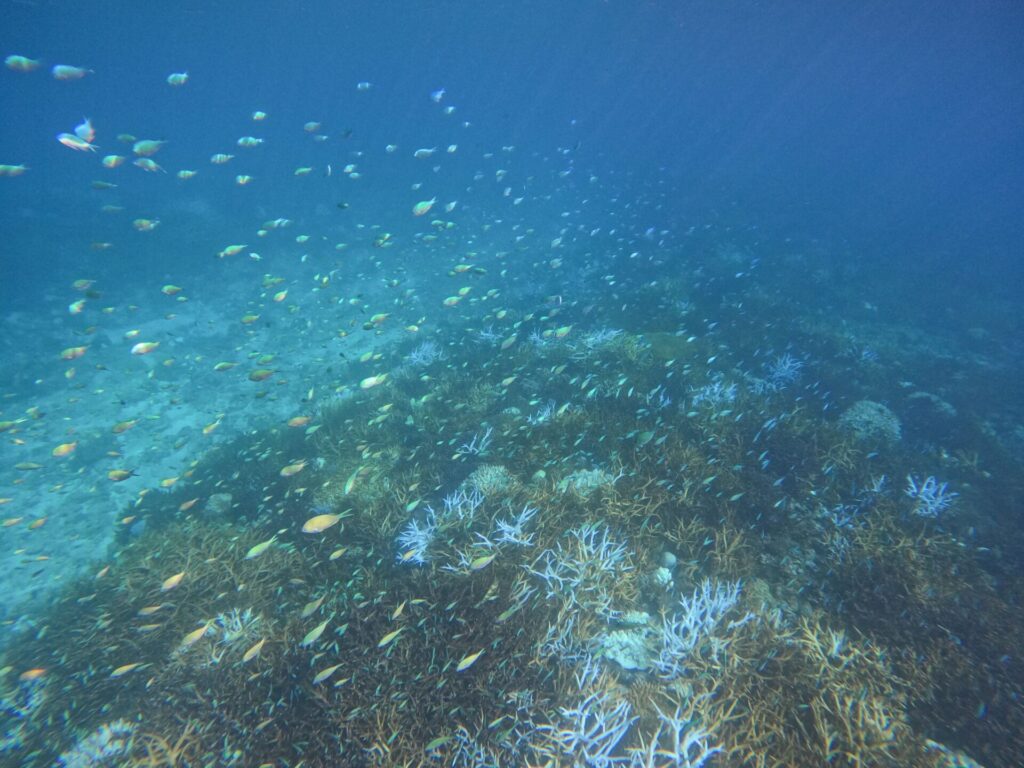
[60,346,88,360]
[280,461,307,478]
[112,419,138,434]
[52,441,78,457]
[161,571,185,591]
[179,498,199,512]
[28,517,47,529]
[18,668,47,681]
[287,416,311,428]
[107,469,135,482]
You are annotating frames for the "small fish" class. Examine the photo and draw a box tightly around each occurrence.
[469,552,497,571]
[377,628,402,648]
[18,668,47,681]
[5,55,41,72]
[166,71,189,86]
[131,341,160,355]
[300,619,330,648]
[391,600,407,620]
[301,513,341,533]
[134,158,164,173]
[456,649,484,672]
[52,64,91,80]
[245,536,277,560]
[287,416,311,428]
[312,663,342,684]
[343,466,363,495]
[57,133,97,152]
[51,441,77,457]
[300,595,325,619]
[110,662,144,677]
[412,198,436,216]
[161,571,185,591]
[242,638,266,663]
[359,374,387,390]
[180,622,210,648]
[107,469,135,482]
[280,461,307,478]
[74,117,95,143]
[132,139,166,157]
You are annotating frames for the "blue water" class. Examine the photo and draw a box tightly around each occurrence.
[1,2,1023,766]
[3,1,1022,299]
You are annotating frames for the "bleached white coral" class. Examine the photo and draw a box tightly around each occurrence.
[58,719,135,768]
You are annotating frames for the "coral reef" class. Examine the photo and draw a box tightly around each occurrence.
[1,276,1020,768]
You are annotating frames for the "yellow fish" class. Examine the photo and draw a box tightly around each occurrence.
[359,374,387,390]
[242,638,266,663]
[245,536,277,560]
[110,662,144,677]
[280,461,307,478]
[180,622,210,649]
[456,649,485,672]
[312,663,342,684]
[51,441,78,457]
[469,552,497,571]
[160,571,185,591]
[300,595,325,619]
[301,513,340,534]
[377,628,402,649]
[300,619,330,648]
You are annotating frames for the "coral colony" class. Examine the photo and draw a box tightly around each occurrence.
[0,310,1018,768]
